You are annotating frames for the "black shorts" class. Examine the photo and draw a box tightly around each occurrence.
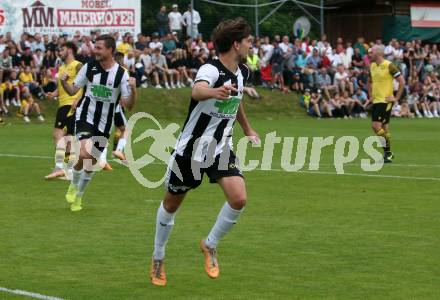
[54,105,75,135]
[114,108,127,128]
[372,103,392,124]
[75,121,108,156]
[426,95,437,103]
[165,150,244,195]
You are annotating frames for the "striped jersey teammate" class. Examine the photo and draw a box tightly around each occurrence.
[61,35,137,212]
[150,18,260,286]
[45,42,83,180]
[369,45,405,163]
[97,51,131,171]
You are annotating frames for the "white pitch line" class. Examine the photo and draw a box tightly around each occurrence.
[266,168,440,182]
[2,153,440,168]
[0,153,53,159]
[1,153,440,182]
[0,287,64,300]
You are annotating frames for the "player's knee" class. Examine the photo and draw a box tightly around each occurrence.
[230,194,247,210]
[163,200,180,213]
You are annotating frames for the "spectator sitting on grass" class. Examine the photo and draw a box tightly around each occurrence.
[330,93,350,119]
[19,66,44,99]
[334,64,354,95]
[353,88,370,117]
[20,87,44,123]
[152,47,171,89]
[406,88,422,117]
[316,67,337,100]
[1,74,20,107]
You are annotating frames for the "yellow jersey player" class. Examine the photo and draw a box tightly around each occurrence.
[369,45,405,163]
[45,42,83,179]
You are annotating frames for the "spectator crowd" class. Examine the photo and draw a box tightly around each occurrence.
[249,35,440,119]
[0,3,439,122]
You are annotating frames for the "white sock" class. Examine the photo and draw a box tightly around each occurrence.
[116,138,126,152]
[100,148,108,163]
[153,202,176,260]
[205,202,243,249]
[55,147,65,169]
[77,171,94,197]
[72,169,82,188]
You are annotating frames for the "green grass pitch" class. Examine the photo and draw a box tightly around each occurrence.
[0,88,439,299]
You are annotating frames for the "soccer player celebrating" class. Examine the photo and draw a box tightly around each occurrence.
[45,42,83,180]
[369,45,405,163]
[61,35,137,212]
[150,18,260,286]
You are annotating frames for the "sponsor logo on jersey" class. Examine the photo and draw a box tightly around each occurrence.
[214,97,240,115]
[91,84,113,101]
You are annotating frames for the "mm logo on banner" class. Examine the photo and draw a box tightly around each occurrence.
[22,1,54,28]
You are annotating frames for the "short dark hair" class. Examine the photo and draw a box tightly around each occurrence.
[61,41,77,55]
[96,34,116,53]
[212,17,251,54]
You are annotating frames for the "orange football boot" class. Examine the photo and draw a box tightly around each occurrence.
[200,240,219,279]
[150,259,167,286]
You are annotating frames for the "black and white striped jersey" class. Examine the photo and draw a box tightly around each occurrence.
[73,60,130,137]
[175,58,249,161]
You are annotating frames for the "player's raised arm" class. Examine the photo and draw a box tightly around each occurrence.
[120,75,137,111]
[192,81,238,101]
[61,63,88,96]
[191,63,238,101]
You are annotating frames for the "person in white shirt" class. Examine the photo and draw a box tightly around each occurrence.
[384,39,396,61]
[139,48,160,88]
[182,4,201,39]
[168,4,184,39]
[123,50,136,73]
[260,36,274,67]
[330,49,342,68]
[308,39,318,54]
[322,41,333,56]
[334,64,354,95]
[339,49,352,69]
[279,35,291,54]
[149,34,163,51]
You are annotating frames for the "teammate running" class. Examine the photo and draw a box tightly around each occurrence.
[150,18,260,286]
[61,34,137,212]
[45,42,83,180]
[369,45,405,163]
